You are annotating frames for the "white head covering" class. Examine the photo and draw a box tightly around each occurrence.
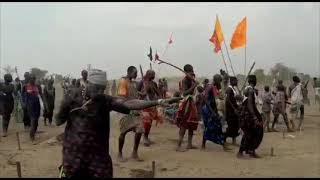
[88,69,107,86]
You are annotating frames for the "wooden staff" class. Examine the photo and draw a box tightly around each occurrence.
[139,65,144,81]
[223,42,236,77]
[220,49,229,75]
[16,161,22,178]
[16,132,21,150]
[244,46,247,75]
[240,61,256,93]
[152,161,155,178]
[271,147,274,156]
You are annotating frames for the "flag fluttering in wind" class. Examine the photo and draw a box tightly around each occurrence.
[147,46,153,61]
[209,15,225,53]
[230,17,247,49]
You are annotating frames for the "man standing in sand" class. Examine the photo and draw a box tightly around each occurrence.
[237,75,264,158]
[288,76,304,131]
[56,68,180,178]
[271,80,293,132]
[117,66,145,161]
[175,64,199,151]
[137,69,162,147]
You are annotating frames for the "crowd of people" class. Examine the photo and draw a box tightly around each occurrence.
[0,64,319,178]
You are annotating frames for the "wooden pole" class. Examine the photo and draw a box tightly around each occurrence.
[240,61,256,93]
[150,63,152,70]
[223,41,236,77]
[220,49,229,75]
[152,161,155,178]
[16,132,21,150]
[271,147,274,156]
[139,65,144,80]
[16,161,22,178]
[0,117,2,142]
[244,46,247,75]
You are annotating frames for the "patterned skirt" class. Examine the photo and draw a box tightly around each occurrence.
[175,97,198,131]
[201,105,225,145]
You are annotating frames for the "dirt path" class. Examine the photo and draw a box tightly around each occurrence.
[0,85,319,178]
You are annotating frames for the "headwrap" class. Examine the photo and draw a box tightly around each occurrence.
[88,69,107,86]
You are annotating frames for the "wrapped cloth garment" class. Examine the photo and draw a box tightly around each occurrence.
[175,95,198,131]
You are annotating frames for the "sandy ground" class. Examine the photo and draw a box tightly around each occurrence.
[0,83,320,178]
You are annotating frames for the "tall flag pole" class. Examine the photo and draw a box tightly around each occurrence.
[230,16,247,75]
[209,15,230,75]
[157,32,173,78]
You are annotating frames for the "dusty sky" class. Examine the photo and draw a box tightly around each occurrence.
[0,2,319,79]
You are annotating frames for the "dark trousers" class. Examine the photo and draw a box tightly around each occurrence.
[2,113,11,133]
[298,105,304,128]
[23,108,31,128]
[30,116,39,139]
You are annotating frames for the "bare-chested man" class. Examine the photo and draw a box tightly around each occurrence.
[137,70,162,146]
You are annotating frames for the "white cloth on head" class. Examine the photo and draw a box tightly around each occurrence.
[88,69,107,86]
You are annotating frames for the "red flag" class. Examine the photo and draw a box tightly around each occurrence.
[209,31,221,53]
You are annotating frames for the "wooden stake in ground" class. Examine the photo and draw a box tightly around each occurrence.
[152,161,155,178]
[282,130,286,139]
[0,117,2,142]
[16,161,22,178]
[271,147,274,156]
[16,132,21,150]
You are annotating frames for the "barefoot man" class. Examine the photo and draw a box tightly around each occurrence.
[201,74,231,151]
[137,70,162,146]
[237,75,264,158]
[175,64,199,151]
[224,76,241,145]
[117,66,144,161]
[56,68,180,178]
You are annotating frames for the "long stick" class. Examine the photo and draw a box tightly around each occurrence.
[16,161,22,178]
[244,46,247,75]
[223,41,236,77]
[220,49,229,74]
[152,161,155,178]
[240,61,256,93]
[156,58,195,82]
[16,132,21,150]
[158,33,172,77]
[150,63,152,70]
[139,65,144,80]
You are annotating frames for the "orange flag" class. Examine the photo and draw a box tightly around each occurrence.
[230,17,247,49]
[209,15,225,53]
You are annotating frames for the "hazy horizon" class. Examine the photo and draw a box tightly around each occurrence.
[1,2,319,79]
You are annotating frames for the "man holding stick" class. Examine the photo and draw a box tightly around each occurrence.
[224,76,240,145]
[288,76,304,131]
[137,69,162,147]
[55,68,180,178]
[201,74,231,151]
[175,64,199,151]
[237,75,264,158]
